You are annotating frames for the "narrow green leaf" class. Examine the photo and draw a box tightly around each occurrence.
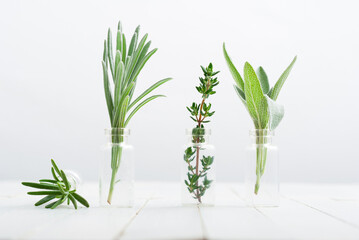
[129,48,157,83]
[257,66,270,94]
[102,40,107,64]
[128,78,172,110]
[223,43,244,91]
[45,201,57,209]
[35,195,56,206]
[122,34,127,62]
[68,194,78,209]
[114,50,122,75]
[116,30,122,52]
[244,62,268,129]
[118,96,130,128]
[72,193,90,208]
[102,61,114,124]
[125,95,165,127]
[39,179,57,184]
[57,182,66,194]
[114,61,125,105]
[61,170,70,190]
[269,56,297,100]
[107,29,114,78]
[51,168,59,182]
[135,41,151,69]
[128,26,140,57]
[125,33,148,82]
[50,197,66,209]
[22,182,59,190]
[112,82,135,126]
[27,191,62,195]
[51,159,61,176]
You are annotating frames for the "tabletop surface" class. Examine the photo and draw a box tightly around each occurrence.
[1,182,358,240]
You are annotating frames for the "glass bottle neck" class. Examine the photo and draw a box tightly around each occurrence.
[105,128,130,144]
[187,135,211,145]
[186,128,211,145]
[249,129,274,145]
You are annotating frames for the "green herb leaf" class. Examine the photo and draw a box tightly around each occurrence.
[51,159,61,176]
[128,78,172,111]
[22,159,90,209]
[34,195,56,206]
[125,95,165,127]
[102,61,114,123]
[256,66,270,94]
[264,96,284,130]
[68,194,78,209]
[27,191,62,195]
[72,193,90,208]
[223,43,244,91]
[244,62,268,129]
[269,56,297,100]
[21,182,59,190]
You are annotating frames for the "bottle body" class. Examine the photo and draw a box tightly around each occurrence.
[100,128,134,207]
[181,129,215,206]
[244,130,279,207]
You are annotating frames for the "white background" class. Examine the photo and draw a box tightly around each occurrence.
[1,0,358,183]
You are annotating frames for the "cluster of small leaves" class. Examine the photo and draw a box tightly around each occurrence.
[186,63,219,128]
[21,159,89,209]
[183,147,213,200]
[184,63,218,203]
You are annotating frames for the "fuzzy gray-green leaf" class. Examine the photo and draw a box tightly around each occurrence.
[265,96,284,130]
[107,29,114,79]
[269,56,297,100]
[233,85,246,106]
[257,66,270,94]
[223,43,244,91]
[244,62,268,129]
[102,61,114,123]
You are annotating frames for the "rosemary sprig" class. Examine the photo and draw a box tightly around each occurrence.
[223,43,296,194]
[21,159,89,209]
[184,63,219,203]
[102,21,172,204]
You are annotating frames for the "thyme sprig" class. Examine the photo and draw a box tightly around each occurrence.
[21,159,89,209]
[184,63,219,203]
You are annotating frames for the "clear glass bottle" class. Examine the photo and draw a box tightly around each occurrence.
[245,129,279,207]
[181,128,215,206]
[100,128,134,207]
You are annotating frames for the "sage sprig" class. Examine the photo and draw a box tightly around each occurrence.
[22,159,89,209]
[102,21,172,204]
[223,43,296,194]
[184,63,219,203]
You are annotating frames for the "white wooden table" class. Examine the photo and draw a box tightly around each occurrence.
[1,182,359,240]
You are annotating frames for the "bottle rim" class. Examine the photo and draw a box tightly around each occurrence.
[249,129,275,136]
[104,128,130,136]
[185,128,211,136]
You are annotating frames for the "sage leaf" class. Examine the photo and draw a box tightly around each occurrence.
[233,85,246,105]
[257,66,270,94]
[223,43,244,91]
[244,62,268,129]
[265,96,284,130]
[269,56,297,100]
